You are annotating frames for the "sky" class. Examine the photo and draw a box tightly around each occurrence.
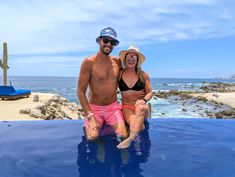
[0,0,234,78]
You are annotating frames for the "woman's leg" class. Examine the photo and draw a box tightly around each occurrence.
[117,105,149,149]
[130,104,148,132]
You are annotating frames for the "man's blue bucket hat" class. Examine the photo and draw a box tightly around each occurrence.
[96,27,119,46]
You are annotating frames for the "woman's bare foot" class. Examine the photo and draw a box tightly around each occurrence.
[117,138,132,149]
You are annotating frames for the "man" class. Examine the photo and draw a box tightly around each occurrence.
[77,27,127,140]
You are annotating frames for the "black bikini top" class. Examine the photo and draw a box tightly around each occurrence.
[118,71,145,91]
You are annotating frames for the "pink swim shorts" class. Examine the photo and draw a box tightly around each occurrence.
[84,101,125,127]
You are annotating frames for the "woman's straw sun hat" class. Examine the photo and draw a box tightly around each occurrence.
[119,45,145,62]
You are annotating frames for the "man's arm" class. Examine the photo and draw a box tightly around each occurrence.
[77,58,92,116]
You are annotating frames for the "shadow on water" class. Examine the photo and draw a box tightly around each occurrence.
[77,121,151,177]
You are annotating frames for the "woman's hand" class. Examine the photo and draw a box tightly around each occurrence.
[135,99,146,106]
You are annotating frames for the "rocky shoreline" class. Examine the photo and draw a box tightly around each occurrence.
[2,82,234,121]
[19,94,84,120]
[153,82,235,119]
[0,92,84,121]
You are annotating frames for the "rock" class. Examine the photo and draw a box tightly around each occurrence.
[77,105,83,111]
[33,95,39,102]
[55,112,64,119]
[56,106,61,112]
[153,96,158,100]
[40,105,47,115]
[61,97,67,101]
[200,82,235,92]
[214,109,235,119]
[196,96,208,102]
[28,94,83,120]
[51,95,60,102]
[68,102,78,107]
[35,105,42,110]
[51,103,60,108]
[40,115,48,120]
[44,114,53,120]
[49,107,57,114]
[30,109,42,118]
[61,106,79,119]
[212,94,219,98]
[44,101,50,106]
[19,108,31,114]
[153,90,193,99]
[77,111,83,118]
[57,98,63,104]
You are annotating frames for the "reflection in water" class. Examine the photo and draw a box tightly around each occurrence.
[77,121,151,177]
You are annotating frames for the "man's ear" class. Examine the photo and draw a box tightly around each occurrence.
[98,38,101,44]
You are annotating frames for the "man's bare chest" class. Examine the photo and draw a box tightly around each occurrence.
[91,63,119,81]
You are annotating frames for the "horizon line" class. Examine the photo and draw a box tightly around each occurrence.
[2,75,234,80]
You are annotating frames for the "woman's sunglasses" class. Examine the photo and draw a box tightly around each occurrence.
[126,54,138,60]
[102,37,118,46]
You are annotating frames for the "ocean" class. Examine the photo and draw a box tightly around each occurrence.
[5,76,235,118]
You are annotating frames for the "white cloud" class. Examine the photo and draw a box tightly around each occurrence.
[0,0,234,76]
[0,0,234,55]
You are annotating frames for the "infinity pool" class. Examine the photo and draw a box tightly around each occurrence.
[0,119,235,177]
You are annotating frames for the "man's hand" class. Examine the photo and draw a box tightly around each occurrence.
[88,115,100,131]
[124,90,145,100]
[134,90,146,99]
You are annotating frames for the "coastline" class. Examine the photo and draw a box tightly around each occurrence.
[0,92,83,121]
[153,82,235,118]
[1,82,235,121]
[191,92,235,109]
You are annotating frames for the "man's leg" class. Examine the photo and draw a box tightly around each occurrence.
[105,102,128,139]
[106,111,128,139]
[84,116,102,141]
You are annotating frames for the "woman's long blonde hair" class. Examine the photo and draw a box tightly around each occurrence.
[124,53,145,83]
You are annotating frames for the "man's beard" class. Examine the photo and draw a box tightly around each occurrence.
[101,45,113,55]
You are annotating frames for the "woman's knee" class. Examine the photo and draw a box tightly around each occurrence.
[136,104,148,113]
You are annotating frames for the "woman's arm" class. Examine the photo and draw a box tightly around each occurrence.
[134,72,153,106]
[142,72,153,103]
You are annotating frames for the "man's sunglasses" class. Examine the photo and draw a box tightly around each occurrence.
[102,37,118,46]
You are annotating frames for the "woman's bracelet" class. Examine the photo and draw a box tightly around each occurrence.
[143,98,148,103]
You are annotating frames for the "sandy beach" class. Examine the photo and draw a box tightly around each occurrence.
[0,92,82,121]
[191,92,235,108]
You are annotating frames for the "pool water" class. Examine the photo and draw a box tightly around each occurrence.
[0,119,235,177]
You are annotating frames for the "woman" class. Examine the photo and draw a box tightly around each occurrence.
[117,45,153,149]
